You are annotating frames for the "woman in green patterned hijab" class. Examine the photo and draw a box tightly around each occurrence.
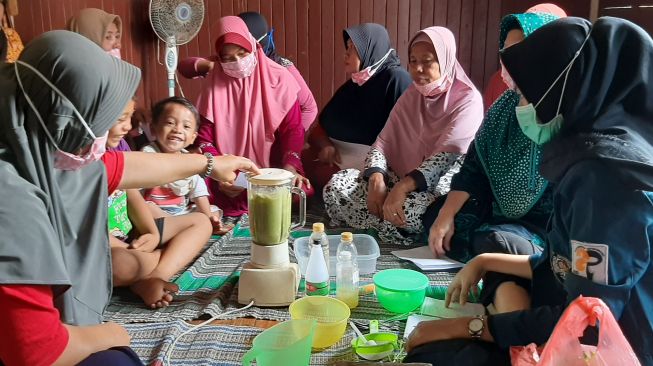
[421,11,560,311]
[476,12,559,221]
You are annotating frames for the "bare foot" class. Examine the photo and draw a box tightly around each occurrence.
[130,277,179,309]
[213,222,235,236]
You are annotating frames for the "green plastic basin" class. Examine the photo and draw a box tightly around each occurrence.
[373,269,428,313]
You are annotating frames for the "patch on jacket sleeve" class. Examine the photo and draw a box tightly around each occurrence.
[571,240,609,284]
[550,253,571,282]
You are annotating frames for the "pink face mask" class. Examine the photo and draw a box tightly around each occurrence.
[54,133,108,170]
[221,52,257,79]
[500,60,517,90]
[107,48,122,59]
[14,60,108,171]
[351,48,394,86]
[413,74,452,97]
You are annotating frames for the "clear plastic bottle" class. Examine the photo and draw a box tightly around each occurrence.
[336,232,359,308]
[305,238,330,296]
[310,222,330,275]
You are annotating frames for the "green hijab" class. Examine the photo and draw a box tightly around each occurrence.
[474,12,558,219]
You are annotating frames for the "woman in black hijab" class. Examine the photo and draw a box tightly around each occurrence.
[238,11,284,64]
[304,23,412,192]
[404,17,653,365]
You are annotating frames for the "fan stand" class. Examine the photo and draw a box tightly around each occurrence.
[164,36,178,97]
[150,0,204,97]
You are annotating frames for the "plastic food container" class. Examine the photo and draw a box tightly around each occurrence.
[293,234,380,276]
[373,269,428,313]
[289,296,350,349]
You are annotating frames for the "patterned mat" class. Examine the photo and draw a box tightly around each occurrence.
[104,213,456,324]
[125,321,360,366]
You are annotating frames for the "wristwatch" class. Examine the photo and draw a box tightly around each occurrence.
[468,315,485,339]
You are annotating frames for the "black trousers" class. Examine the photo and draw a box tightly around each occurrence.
[404,339,510,366]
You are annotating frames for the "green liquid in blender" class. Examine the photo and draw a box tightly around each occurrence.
[249,189,292,245]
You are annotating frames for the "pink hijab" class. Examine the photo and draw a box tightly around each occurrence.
[373,27,483,177]
[196,16,300,167]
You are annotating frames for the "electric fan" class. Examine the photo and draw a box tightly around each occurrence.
[149,0,204,97]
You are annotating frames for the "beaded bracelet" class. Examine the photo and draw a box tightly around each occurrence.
[201,152,214,179]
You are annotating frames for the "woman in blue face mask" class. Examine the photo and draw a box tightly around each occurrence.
[405,17,653,365]
[496,17,653,363]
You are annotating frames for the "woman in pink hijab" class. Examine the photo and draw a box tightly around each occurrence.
[194,16,312,217]
[324,26,484,244]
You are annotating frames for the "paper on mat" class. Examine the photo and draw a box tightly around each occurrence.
[391,246,463,271]
[420,297,485,318]
[403,299,486,339]
[404,314,438,339]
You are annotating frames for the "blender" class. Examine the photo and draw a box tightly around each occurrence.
[238,168,306,306]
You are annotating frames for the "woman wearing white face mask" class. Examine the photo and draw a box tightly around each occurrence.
[324,26,483,244]
[193,16,313,218]
[303,23,412,193]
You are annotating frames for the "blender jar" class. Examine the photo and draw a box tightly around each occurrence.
[248,168,306,245]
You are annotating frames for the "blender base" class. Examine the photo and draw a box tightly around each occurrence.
[238,262,300,306]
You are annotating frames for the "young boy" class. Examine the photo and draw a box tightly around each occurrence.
[141,96,229,234]
[107,99,212,308]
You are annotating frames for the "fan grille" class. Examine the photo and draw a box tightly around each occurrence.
[150,0,204,45]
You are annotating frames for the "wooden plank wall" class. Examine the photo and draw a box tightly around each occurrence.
[14,0,510,111]
[598,0,653,34]
[501,0,592,18]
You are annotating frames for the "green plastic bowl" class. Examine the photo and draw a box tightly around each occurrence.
[373,269,428,313]
[351,332,398,361]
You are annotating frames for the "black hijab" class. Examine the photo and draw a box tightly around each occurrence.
[238,11,286,65]
[501,17,653,190]
[320,23,412,145]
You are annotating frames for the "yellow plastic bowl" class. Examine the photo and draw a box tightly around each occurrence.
[289,296,350,349]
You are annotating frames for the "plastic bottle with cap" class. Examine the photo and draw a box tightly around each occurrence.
[305,237,330,296]
[336,232,359,308]
[310,222,329,274]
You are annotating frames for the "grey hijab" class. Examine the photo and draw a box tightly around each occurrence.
[0,31,140,325]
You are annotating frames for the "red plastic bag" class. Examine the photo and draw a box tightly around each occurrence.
[511,296,641,366]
